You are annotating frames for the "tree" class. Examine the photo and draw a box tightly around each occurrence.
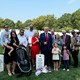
[15,20,23,29]
[57,13,72,29]
[0,18,4,28]
[33,15,56,30]
[33,16,46,30]
[71,9,80,30]
[23,19,32,29]
[4,19,15,28]
[0,8,80,31]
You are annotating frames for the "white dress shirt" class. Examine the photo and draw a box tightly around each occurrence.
[18,35,28,47]
[24,29,36,43]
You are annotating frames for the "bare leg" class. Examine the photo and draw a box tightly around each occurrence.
[4,43,14,56]
[54,62,56,71]
[8,47,14,56]
[55,62,58,71]
[6,63,12,76]
[32,59,35,67]
[59,61,61,68]
[12,61,16,74]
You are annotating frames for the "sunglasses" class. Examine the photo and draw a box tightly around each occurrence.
[20,32,24,33]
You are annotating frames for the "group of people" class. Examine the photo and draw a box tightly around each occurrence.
[0,24,80,76]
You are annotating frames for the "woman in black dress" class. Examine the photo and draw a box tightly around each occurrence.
[4,30,19,76]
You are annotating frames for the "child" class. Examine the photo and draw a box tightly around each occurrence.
[52,43,61,71]
[62,45,70,71]
[3,33,14,56]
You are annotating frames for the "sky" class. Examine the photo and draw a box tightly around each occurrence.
[0,0,80,22]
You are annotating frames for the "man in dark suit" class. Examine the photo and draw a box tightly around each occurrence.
[61,30,71,51]
[61,30,71,65]
[40,27,52,66]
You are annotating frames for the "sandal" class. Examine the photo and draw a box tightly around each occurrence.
[8,73,12,76]
[12,72,15,75]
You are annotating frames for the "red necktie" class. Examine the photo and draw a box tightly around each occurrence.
[46,33,48,42]
[63,35,66,43]
[52,35,54,40]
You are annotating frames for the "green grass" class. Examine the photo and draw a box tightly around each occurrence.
[0,47,80,80]
[0,46,3,53]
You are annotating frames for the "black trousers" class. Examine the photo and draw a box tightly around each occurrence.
[63,60,69,69]
[41,50,52,66]
[71,50,79,67]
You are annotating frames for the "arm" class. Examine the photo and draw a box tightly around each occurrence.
[13,43,19,47]
[52,48,54,54]
[76,37,80,46]
[11,39,19,48]
[67,50,70,55]
[32,38,39,45]
[40,33,47,45]
[73,37,79,46]
[22,38,28,47]
[58,48,61,54]
[52,48,59,55]
[4,43,13,50]
[76,42,80,46]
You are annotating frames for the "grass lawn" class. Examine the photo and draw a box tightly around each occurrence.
[0,46,80,80]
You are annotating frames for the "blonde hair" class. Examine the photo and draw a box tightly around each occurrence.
[54,43,58,47]
[44,27,49,30]
[33,31,39,36]
[56,34,61,40]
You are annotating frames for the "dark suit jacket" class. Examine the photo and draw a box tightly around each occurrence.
[61,34,71,50]
[40,32,52,52]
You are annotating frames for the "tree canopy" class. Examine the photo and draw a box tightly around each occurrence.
[0,9,80,31]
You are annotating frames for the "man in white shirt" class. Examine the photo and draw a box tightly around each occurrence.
[24,24,36,44]
[24,24,36,58]
[18,29,28,47]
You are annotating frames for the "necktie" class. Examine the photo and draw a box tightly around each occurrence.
[63,35,66,44]
[46,33,48,42]
[52,35,54,40]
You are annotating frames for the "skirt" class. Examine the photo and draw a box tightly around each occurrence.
[52,54,59,60]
